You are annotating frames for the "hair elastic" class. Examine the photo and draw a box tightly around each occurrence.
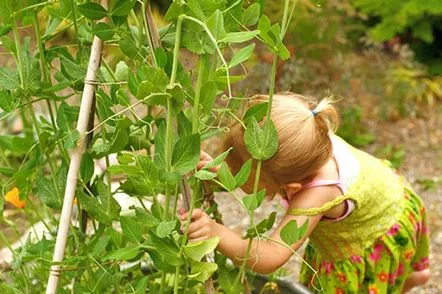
[311,109,319,117]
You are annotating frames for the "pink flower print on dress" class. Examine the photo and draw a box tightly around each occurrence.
[321,261,335,275]
[369,244,383,263]
[387,224,400,236]
[396,263,404,277]
[350,255,362,263]
[413,257,430,271]
[388,272,397,285]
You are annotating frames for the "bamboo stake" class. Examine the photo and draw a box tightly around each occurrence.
[46,33,103,294]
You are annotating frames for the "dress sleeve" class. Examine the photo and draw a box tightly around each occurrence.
[287,195,350,216]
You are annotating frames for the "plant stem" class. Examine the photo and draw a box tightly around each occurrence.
[170,17,182,85]
[11,20,24,87]
[70,0,82,58]
[174,183,199,294]
[280,0,290,38]
[265,55,278,127]
[234,159,262,287]
[141,0,157,67]
[192,56,206,133]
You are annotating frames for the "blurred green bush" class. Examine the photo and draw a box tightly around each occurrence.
[352,0,442,75]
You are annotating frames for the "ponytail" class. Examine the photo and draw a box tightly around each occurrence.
[310,96,339,132]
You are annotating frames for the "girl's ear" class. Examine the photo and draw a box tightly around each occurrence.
[286,183,302,196]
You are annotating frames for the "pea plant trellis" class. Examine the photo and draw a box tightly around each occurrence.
[0,0,310,293]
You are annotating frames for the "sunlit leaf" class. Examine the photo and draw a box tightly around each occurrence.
[77,2,108,20]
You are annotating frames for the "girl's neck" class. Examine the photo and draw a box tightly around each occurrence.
[308,156,340,184]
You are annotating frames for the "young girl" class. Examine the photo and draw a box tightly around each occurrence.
[180,93,430,293]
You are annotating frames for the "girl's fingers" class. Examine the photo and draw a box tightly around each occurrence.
[197,160,211,170]
[188,229,209,241]
[188,219,206,234]
[180,208,203,221]
[188,236,209,243]
[200,151,213,161]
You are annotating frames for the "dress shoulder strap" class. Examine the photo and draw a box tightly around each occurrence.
[301,179,343,191]
[287,195,350,216]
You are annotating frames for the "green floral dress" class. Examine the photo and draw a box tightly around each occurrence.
[288,136,430,294]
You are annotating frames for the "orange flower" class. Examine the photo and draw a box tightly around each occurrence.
[4,187,25,209]
[336,288,345,294]
[404,249,414,260]
[377,271,388,283]
[337,273,347,283]
[368,285,378,294]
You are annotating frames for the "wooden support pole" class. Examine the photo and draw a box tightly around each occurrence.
[45,34,103,294]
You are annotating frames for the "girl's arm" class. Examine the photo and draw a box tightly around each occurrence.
[180,187,334,274]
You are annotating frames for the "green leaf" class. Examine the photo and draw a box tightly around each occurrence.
[111,0,135,16]
[245,211,276,238]
[200,81,218,115]
[0,90,16,112]
[121,215,142,243]
[218,162,236,191]
[194,170,217,180]
[78,182,120,225]
[177,111,192,136]
[136,67,169,100]
[92,236,111,256]
[220,30,259,43]
[244,118,278,160]
[229,43,255,68]
[242,189,265,211]
[0,24,12,37]
[93,22,114,40]
[188,261,218,282]
[156,220,177,238]
[135,276,149,294]
[204,147,232,170]
[206,10,225,40]
[243,3,260,26]
[119,35,139,58]
[154,122,166,170]
[171,134,200,175]
[56,102,80,149]
[115,61,129,81]
[80,153,94,182]
[77,2,108,20]
[103,246,141,261]
[278,43,290,60]
[147,233,182,266]
[184,236,219,262]
[0,166,14,177]
[137,155,158,183]
[188,0,206,20]
[243,102,268,123]
[37,176,61,209]
[0,67,20,91]
[234,159,252,187]
[280,219,309,246]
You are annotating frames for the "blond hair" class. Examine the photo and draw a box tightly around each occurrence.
[224,92,339,197]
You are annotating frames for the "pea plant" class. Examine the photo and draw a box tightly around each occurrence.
[0,0,306,293]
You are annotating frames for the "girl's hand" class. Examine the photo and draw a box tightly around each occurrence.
[179,208,216,242]
[197,151,219,172]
